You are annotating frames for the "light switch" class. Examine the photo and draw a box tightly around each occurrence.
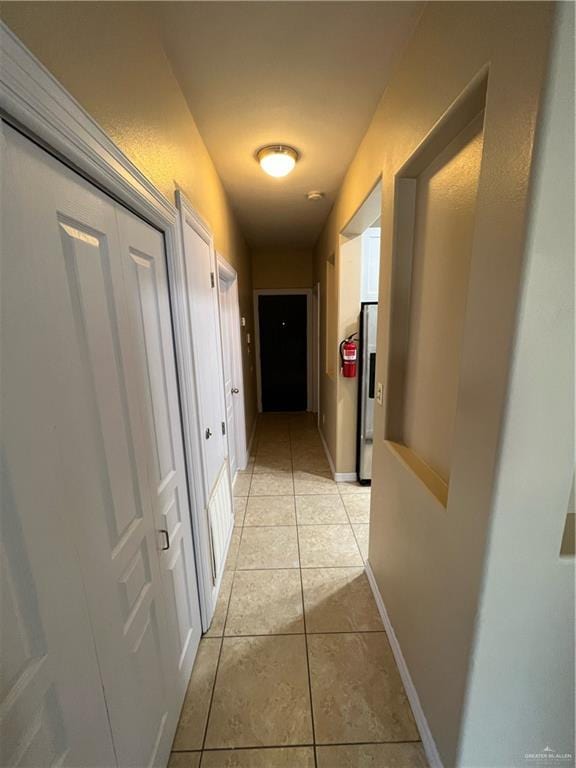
[246,333,251,344]
[376,382,383,406]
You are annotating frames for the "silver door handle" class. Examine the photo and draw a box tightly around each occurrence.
[205,427,212,439]
[231,387,239,394]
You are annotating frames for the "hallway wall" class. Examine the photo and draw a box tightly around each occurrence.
[251,247,314,290]
[313,2,557,765]
[457,6,575,763]
[1,1,258,443]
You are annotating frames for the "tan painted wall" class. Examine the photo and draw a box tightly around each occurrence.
[1,1,258,441]
[314,2,555,764]
[458,6,575,763]
[251,248,313,290]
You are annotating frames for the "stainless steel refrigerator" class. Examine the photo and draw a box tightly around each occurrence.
[357,302,378,484]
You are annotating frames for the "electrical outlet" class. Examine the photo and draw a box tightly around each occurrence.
[376,382,383,406]
[241,316,246,327]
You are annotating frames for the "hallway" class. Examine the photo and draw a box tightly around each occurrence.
[169,413,427,767]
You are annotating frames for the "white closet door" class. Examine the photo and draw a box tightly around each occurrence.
[219,276,237,477]
[1,124,117,768]
[1,125,197,767]
[116,206,202,696]
[178,205,227,499]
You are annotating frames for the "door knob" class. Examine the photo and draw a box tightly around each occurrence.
[231,387,240,394]
[205,427,212,439]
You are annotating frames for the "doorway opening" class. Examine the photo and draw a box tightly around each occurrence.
[254,289,313,412]
[338,181,382,484]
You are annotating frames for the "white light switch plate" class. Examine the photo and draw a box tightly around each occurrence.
[376,382,383,405]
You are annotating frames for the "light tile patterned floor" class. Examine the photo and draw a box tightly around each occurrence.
[170,413,428,768]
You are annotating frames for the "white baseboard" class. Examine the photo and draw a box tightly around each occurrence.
[365,562,443,768]
[334,471,358,482]
[318,426,337,478]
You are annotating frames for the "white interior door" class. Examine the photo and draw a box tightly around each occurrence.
[1,124,201,767]
[2,133,117,768]
[178,203,227,499]
[219,275,238,477]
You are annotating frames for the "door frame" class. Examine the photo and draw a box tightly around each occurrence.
[253,288,314,413]
[0,23,213,629]
[217,255,249,475]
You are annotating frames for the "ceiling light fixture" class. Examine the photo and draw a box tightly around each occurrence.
[306,191,324,201]
[257,145,299,178]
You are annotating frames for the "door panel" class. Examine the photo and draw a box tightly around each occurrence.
[1,123,117,767]
[180,214,227,498]
[219,277,237,476]
[259,295,308,412]
[55,205,173,768]
[117,206,202,693]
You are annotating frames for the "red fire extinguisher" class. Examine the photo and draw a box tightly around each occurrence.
[340,334,358,378]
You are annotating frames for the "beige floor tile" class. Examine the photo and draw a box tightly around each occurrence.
[298,525,363,568]
[316,743,428,768]
[256,435,291,449]
[225,569,304,635]
[237,526,299,569]
[250,471,294,496]
[255,442,292,457]
[301,568,383,633]
[292,449,331,473]
[204,570,234,637]
[342,493,371,523]
[337,481,371,495]
[204,635,313,748]
[234,496,247,527]
[225,529,242,571]
[172,638,221,750]
[308,633,419,744]
[168,753,201,768]
[254,454,293,473]
[201,747,315,768]
[352,524,369,561]
[244,496,296,526]
[234,473,252,497]
[293,471,338,495]
[295,494,348,525]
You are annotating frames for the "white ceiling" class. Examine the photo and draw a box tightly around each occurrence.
[155,2,423,248]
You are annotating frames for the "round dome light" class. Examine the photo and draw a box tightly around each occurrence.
[257,145,299,178]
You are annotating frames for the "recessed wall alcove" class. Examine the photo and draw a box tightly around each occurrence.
[384,74,488,505]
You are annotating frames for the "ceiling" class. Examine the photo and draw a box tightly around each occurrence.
[155,2,423,248]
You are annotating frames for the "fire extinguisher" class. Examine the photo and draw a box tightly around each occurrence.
[340,334,358,378]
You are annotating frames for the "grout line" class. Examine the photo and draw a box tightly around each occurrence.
[291,427,319,768]
[219,629,387,638]
[341,491,366,564]
[174,738,424,755]
[200,505,242,752]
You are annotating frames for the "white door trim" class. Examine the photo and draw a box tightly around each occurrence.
[217,254,249,473]
[253,288,313,413]
[0,22,211,628]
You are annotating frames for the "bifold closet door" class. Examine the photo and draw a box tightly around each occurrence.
[116,206,202,696]
[1,123,201,767]
[1,123,118,767]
